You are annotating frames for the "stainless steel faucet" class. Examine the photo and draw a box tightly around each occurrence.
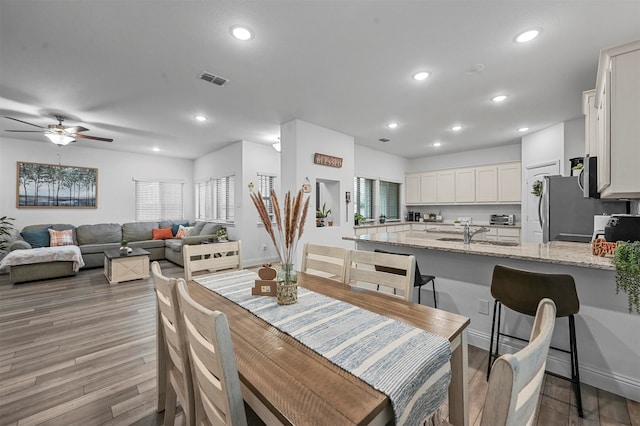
[463,223,490,244]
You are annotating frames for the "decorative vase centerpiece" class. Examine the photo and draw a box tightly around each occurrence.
[119,240,131,255]
[250,188,309,305]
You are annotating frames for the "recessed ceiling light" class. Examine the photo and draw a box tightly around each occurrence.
[518,127,530,132]
[194,115,208,122]
[492,95,508,102]
[231,26,253,41]
[451,124,463,131]
[413,71,430,81]
[433,142,442,147]
[152,147,160,152]
[515,29,542,43]
[387,122,399,129]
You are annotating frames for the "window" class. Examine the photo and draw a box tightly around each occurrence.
[135,180,184,221]
[257,174,275,221]
[379,180,400,219]
[194,180,212,220]
[212,175,235,223]
[354,177,375,219]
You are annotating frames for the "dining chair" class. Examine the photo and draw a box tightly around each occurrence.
[301,242,349,282]
[176,279,248,426]
[444,298,556,426]
[346,249,415,301]
[151,261,195,426]
[487,264,583,417]
[183,240,243,281]
[373,248,438,308]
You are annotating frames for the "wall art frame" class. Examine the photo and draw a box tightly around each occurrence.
[16,161,98,208]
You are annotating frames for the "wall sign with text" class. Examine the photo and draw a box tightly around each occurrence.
[314,153,343,168]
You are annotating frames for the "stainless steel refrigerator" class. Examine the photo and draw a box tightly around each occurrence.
[540,176,628,243]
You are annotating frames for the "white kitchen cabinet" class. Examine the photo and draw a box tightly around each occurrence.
[475,166,498,202]
[420,172,437,203]
[485,227,520,243]
[498,162,521,203]
[405,173,421,204]
[436,171,455,203]
[582,89,598,157]
[455,168,475,202]
[594,41,640,198]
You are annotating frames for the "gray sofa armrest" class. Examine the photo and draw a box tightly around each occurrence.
[181,235,214,246]
[10,240,32,251]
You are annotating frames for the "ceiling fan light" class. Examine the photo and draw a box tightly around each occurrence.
[45,133,75,145]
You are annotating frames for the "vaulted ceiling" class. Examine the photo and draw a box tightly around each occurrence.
[1,1,639,159]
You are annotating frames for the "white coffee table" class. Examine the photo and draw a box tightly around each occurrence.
[104,247,150,284]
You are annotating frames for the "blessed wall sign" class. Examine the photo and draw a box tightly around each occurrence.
[314,153,343,168]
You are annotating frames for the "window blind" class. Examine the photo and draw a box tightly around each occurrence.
[212,175,235,223]
[380,180,400,219]
[194,180,212,220]
[257,174,275,220]
[135,180,184,221]
[354,177,375,219]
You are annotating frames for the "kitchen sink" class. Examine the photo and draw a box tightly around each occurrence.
[436,237,519,247]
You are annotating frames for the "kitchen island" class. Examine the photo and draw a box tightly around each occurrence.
[343,230,640,402]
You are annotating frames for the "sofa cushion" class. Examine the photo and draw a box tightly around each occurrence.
[201,223,222,236]
[77,223,122,245]
[122,222,158,242]
[80,242,121,254]
[128,240,165,249]
[21,228,50,248]
[22,224,78,245]
[165,239,183,252]
[171,220,190,236]
[49,229,74,247]
[152,227,173,240]
[192,221,206,236]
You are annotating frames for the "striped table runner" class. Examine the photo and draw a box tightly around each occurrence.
[195,270,451,426]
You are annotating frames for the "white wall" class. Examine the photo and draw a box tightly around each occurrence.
[281,119,355,267]
[564,116,586,175]
[1,137,194,229]
[521,122,565,173]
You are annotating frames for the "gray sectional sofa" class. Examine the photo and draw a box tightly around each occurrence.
[6,220,222,283]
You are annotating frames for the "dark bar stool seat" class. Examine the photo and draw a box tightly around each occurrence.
[373,249,437,308]
[487,264,583,417]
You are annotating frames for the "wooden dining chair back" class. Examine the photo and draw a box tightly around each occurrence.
[176,279,248,426]
[346,249,415,301]
[183,240,243,281]
[151,261,195,426]
[481,298,556,426]
[301,243,349,282]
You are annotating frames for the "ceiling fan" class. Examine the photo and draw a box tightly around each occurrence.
[4,115,113,145]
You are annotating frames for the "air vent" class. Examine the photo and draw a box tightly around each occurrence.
[379,138,390,143]
[200,71,229,86]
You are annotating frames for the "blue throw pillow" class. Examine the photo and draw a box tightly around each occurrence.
[171,221,189,237]
[21,228,51,248]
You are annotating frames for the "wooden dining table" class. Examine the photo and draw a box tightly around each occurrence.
[156,272,470,426]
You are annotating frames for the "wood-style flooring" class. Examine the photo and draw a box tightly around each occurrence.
[0,261,638,425]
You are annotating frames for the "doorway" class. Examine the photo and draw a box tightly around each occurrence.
[524,161,560,243]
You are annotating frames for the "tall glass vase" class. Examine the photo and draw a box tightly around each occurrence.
[276,264,298,305]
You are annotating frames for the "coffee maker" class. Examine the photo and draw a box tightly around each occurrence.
[407,210,414,221]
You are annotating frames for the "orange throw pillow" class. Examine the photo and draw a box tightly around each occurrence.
[152,227,174,240]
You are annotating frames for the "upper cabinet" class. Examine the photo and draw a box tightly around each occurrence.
[592,40,640,199]
[406,161,521,205]
[582,89,598,157]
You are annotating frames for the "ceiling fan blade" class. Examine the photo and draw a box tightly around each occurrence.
[75,133,113,142]
[4,116,46,129]
[65,126,89,133]
[5,130,44,133]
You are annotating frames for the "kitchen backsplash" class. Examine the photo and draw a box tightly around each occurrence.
[408,205,521,224]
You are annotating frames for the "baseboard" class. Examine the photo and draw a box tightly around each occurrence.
[466,329,640,402]
[243,255,280,269]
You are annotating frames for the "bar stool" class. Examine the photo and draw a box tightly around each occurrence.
[487,264,583,417]
[373,249,438,308]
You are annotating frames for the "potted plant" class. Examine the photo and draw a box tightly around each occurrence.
[531,180,543,197]
[316,203,332,227]
[0,216,15,255]
[612,241,640,314]
[215,227,228,242]
[379,214,386,224]
[354,212,365,226]
[120,240,132,255]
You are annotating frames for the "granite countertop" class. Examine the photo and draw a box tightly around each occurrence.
[343,231,614,271]
[354,221,521,230]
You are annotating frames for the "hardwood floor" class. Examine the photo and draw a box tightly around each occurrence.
[0,261,638,425]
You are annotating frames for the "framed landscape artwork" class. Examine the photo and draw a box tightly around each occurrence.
[16,162,98,208]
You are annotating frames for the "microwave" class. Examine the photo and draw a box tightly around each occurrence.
[579,156,599,199]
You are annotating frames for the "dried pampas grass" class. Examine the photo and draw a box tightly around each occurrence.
[250,189,310,266]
